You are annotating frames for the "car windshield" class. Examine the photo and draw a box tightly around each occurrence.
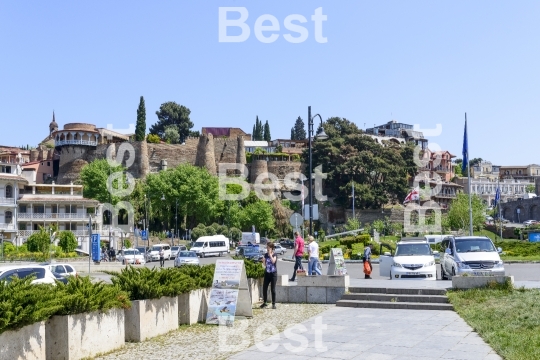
[136,247,146,252]
[455,238,496,253]
[244,248,258,255]
[152,246,163,251]
[395,243,432,256]
[172,247,179,251]
[124,250,139,255]
[191,242,203,248]
[179,251,197,257]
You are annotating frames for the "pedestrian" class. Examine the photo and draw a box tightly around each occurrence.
[159,248,165,267]
[307,236,321,276]
[363,243,373,279]
[260,241,278,309]
[289,231,305,282]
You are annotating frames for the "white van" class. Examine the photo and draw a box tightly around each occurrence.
[424,234,453,244]
[241,232,260,244]
[148,244,172,262]
[190,235,230,258]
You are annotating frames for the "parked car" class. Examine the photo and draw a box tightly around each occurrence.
[440,236,504,279]
[171,245,187,259]
[279,239,295,249]
[274,244,287,255]
[42,263,78,278]
[523,220,537,226]
[237,247,262,262]
[148,244,172,262]
[117,248,146,265]
[0,265,57,285]
[52,272,69,284]
[135,246,151,261]
[174,251,200,267]
[379,239,437,280]
[235,245,246,256]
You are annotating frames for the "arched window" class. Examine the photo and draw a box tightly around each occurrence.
[5,185,13,198]
[5,211,12,223]
[103,210,112,225]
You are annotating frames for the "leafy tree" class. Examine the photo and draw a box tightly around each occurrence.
[26,227,51,253]
[293,116,306,140]
[272,199,292,237]
[526,184,536,194]
[239,201,275,235]
[263,120,271,142]
[135,96,146,142]
[150,102,193,142]
[146,134,161,143]
[163,125,180,144]
[58,231,78,253]
[308,117,416,209]
[252,116,264,141]
[445,193,485,231]
[80,159,125,205]
[345,217,361,232]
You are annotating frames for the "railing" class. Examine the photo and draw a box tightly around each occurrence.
[18,213,95,220]
[0,223,15,230]
[55,140,97,147]
[18,229,125,238]
[0,197,15,205]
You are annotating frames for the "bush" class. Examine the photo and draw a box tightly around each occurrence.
[1,242,16,255]
[241,258,264,278]
[124,239,132,249]
[146,134,161,143]
[494,240,540,257]
[26,228,50,253]
[58,231,78,253]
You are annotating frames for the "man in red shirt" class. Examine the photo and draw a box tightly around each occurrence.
[289,232,305,282]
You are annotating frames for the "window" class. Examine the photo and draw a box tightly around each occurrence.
[47,162,50,166]
[51,205,58,214]
[65,205,77,214]
[5,211,12,224]
[19,205,27,213]
[34,205,45,213]
[5,185,13,198]
[0,166,12,174]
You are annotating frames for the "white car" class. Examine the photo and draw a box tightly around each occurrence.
[274,244,287,255]
[440,236,504,279]
[148,244,172,262]
[43,263,78,277]
[117,249,146,265]
[171,245,187,259]
[523,220,537,226]
[0,265,57,285]
[379,239,437,280]
[174,251,200,267]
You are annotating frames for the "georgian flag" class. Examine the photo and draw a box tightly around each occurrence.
[403,187,420,204]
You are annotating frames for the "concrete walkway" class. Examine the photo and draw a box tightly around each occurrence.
[229,307,501,360]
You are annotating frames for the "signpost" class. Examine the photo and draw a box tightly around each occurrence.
[327,248,347,276]
[206,260,252,326]
[141,230,148,241]
[91,234,101,263]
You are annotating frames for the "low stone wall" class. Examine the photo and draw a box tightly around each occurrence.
[452,275,514,290]
[125,297,179,342]
[0,322,46,360]
[275,275,349,304]
[248,278,262,304]
[178,288,210,325]
[46,309,125,360]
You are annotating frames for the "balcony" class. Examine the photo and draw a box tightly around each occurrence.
[18,229,124,238]
[0,197,16,205]
[55,140,97,147]
[18,213,97,220]
[0,223,16,231]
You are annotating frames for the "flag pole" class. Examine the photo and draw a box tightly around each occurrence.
[466,113,473,236]
[498,178,503,240]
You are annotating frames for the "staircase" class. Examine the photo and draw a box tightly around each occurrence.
[336,287,453,311]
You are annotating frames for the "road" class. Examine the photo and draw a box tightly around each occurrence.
[140,254,540,282]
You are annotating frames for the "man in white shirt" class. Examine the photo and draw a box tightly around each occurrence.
[308,236,321,276]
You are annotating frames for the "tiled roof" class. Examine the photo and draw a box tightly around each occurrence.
[18,195,99,204]
[0,174,28,183]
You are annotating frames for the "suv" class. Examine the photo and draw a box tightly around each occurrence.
[148,244,172,262]
[440,236,504,279]
[0,265,57,284]
[279,239,295,249]
[379,238,437,280]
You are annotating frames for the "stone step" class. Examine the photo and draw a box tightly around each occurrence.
[336,299,454,311]
[348,287,447,296]
[341,293,449,304]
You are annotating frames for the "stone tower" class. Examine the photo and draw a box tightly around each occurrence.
[49,111,59,135]
[195,133,217,175]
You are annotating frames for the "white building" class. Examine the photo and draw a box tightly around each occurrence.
[0,155,27,244]
[457,177,536,206]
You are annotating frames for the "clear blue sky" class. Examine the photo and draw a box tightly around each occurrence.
[1,1,539,165]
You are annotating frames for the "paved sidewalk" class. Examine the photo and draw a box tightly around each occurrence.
[229,307,501,360]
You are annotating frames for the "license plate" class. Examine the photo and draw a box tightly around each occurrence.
[472,271,493,276]
[406,272,418,275]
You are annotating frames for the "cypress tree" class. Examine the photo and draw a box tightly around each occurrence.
[263,120,271,142]
[293,116,306,140]
[135,96,146,141]
[291,128,295,140]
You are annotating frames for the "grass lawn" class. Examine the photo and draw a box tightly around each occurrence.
[447,282,540,360]
[501,255,540,261]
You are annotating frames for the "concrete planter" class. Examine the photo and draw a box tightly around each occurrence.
[124,297,178,342]
[0,322,45,360]
[178,288,210,325]
[276,275,350,304]
[452,275,514,290]
[45,309,124,360]
[248,278,262,304]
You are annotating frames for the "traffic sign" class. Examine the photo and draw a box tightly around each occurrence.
[289,213,303,227]
[141,230,148,241]
[91,234,101,262]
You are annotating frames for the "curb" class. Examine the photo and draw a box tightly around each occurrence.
[281,258,379,264]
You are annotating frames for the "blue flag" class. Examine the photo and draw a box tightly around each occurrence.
[462,116,468,174]
[494,186,501,206]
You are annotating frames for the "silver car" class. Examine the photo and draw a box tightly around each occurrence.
[174,251,200,267]
[171,245,187,259]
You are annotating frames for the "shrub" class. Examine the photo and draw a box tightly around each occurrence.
[58,231,78,253]
[146,134,161,143]
[1,242,16,255]
[26,228,50,253]
[174,264,215,287]
[242,258,265,278]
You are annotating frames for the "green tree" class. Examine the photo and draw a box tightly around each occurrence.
[526,184,536,194]
[146,134,161,143]
[163,125,180,144]
[293,116,306,140]
[57,231,78,253]
[263,120,271,142]
[135,96,146,142]
[253,116,264,141]
[80,159,125,205]
[239,201,275,235]
[150,102,193,142]
[26,227,51,253]
[345,217,361,232]
[446,193,485,231]
[290,127,295,140]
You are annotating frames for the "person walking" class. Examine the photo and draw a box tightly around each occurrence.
[363,243,373,279]
[260,241,278,309]
[159,248,165,268]
[308,236,321,276]
[289,232,305,282]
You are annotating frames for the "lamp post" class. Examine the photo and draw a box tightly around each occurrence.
[174,198,178,247]
[307,106,328,236]
[0,230,4,262]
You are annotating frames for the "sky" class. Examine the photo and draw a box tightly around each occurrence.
[1,1,539,165]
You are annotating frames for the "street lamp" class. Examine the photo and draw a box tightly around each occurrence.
[307,106,328,236]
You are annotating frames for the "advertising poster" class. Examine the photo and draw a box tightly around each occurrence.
[206,260,243,326]
[327,248,347,276]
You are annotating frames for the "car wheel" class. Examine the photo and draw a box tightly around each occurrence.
[440,265,448,280]
[201,253,205,258]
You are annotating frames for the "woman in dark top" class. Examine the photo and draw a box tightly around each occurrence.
[260,241,278,309]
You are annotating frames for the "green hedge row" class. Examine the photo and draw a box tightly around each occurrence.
[493,240,540,257]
